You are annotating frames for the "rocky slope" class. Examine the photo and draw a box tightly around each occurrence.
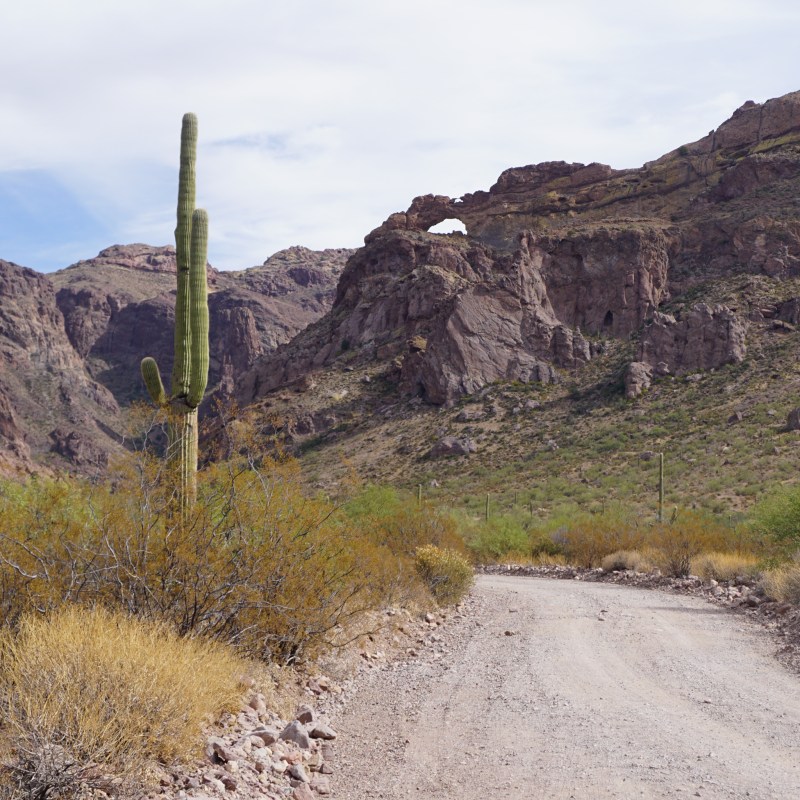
[0,246,352,476]
[223,90,800,512]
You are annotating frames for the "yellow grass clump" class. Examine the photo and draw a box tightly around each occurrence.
[690,552,762,583]
[414,545,474,606]
[600,550,654,574]
[760,563,800,604]
[0,605,246,798]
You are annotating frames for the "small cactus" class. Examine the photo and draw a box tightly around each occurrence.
[141,113,209,511]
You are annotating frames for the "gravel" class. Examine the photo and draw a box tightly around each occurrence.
[325,575,800,799]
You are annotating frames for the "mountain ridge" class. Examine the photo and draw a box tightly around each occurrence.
[0,245,353,475]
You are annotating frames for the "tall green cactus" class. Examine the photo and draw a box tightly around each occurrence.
[141,113,209,512]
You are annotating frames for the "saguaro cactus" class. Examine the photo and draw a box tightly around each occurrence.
[141,113,209,511]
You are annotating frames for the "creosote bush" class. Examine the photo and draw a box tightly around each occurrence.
[414,544,474,606]
[548,508,646,568]
[647,511,753,577]
[0,421,461,663]
[0,606,245,799]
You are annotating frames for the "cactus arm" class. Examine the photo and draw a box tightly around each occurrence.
[172,112,198,397]
[141,357,167,405]
[186,208,209,408]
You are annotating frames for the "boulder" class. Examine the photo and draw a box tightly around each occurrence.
[637,304,747,375]
[429,436,478,458]
[624,362,654,399]
[279,720,311,749]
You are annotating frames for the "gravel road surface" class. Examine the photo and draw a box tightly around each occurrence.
[330,575,800,799]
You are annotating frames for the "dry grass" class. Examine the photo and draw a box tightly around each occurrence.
[0,605,246,798]
[761,563,800,604]
[414,545,474,606]
[690,552,762,582]
[528,552,567,566]
[601,550,654,573]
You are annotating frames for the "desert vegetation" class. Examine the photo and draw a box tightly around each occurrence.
[0,418,473,797]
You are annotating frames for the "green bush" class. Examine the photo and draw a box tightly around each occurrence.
[414,545,473,606]
[457,511,561,563]
[344,485,464,556]
[752,485,800,551]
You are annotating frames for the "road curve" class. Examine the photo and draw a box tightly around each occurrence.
[330,575,800,799]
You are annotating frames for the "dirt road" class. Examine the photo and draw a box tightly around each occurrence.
[330,575,800,799]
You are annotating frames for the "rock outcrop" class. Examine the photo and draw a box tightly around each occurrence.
[240,91,800,412]
[638,304,748,376]
[624,304,748,397]
[238,217,670,408]
[0,259,119,475]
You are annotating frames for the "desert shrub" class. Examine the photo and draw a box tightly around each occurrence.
[0,452,421,663]
[0,605,245,799]
[752,485,800,551]
[456,511,561,563]
[760,563,800,604]
[690,551,762,583]
[601,549,653,573]
[344,485,465,557]
[547,508,645,568]
[463,516,529,562]
[648,511,747,577]
[0,477,94,625]
[414,545,474,606]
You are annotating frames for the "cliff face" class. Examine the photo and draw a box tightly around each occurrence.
[0,259,119,475]
[0,246,351,475]
[239,91,800,411]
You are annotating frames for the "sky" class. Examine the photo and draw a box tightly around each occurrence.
[2,1,800,273]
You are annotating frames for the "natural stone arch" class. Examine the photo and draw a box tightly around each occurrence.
[428,218,467,235]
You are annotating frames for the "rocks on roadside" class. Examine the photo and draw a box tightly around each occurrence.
[159,687,345,800]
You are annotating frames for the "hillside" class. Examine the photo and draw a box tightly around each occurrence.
[233,90,800,516]
[0,245,352,475]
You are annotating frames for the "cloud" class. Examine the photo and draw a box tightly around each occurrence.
[1,0,800,271]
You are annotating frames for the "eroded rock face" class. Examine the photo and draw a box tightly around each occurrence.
[0,259,120,475]
[529,228,670,337]
[239,225,668,407]
[1,245,352,474]
[637,304,748,375]
[239,92,800,411]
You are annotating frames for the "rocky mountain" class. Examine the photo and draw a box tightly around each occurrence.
[239,92,800,413]
[0,245,352,476]
[6,89,800,500]
[228,90,800,508]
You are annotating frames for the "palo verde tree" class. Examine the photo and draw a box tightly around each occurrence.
[141,113,209,511]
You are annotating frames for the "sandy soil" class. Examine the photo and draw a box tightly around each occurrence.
[328,575,800,799]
